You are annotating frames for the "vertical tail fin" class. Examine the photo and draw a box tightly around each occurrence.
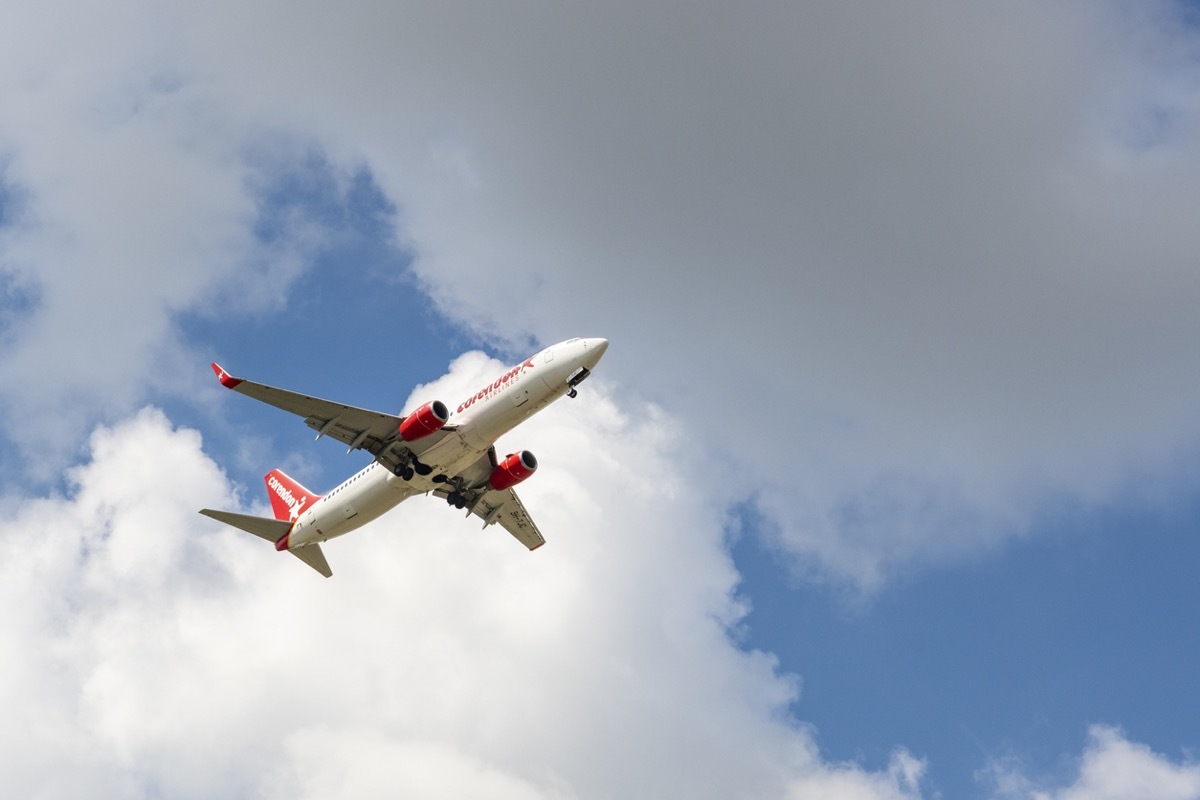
[264,469,321,523]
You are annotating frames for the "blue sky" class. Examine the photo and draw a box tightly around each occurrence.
[734,500,1200,796]
[2,2,1200,798]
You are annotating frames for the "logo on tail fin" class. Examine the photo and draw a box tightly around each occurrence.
[265,471,319,522]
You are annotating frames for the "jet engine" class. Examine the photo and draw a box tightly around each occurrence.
[398,401,450,442]
[489,451,538,491]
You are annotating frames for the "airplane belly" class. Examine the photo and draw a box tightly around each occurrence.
[301,471,417,544]
[313,501,388,541]
[451,400,535,453]
[420,429,487,470]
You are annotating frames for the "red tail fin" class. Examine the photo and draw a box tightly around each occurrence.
[264,470,321,523]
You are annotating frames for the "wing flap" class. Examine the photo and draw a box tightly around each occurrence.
[467,488,546,550]
[302,413,399,454]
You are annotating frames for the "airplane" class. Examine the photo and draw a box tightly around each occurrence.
[199,337,609,577]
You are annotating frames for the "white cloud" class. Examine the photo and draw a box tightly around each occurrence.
[0,369,926,798]
[983,726,1200,800]
[2,1,1200,586]
[1,5,1196,796]
[363,2,1200,587]
[153,1,1200,585]
[0,3,365,477]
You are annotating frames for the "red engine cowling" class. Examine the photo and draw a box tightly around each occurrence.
[489,450,538,491]
[398,401,450,442]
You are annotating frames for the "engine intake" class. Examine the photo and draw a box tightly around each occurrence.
[489,450,538,491]
[398,401,450,442]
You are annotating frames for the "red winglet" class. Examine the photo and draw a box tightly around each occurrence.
[211,362,243,389]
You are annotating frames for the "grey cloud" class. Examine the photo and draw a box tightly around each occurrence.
[3,0,1198,583]
[172,1,1200,585]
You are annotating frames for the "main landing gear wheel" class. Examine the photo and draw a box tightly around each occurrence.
[413,461,433,476]
[446,492,467,509]
[401,466,415,481]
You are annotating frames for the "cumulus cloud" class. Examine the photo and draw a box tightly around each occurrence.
[983,726,1200,800]
[363,2,1200,586]
[154,0,1200,585]
[2,2,1199,589]
[0,4,377,478]
[0,368,925,799]
[2,4,1196,796]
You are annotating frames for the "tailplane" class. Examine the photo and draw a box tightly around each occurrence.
[199,508,290,542]
[198,508,332,578]
[289,543,332,577]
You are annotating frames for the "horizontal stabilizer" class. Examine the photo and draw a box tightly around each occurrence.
[199,509,332,578]
[199,509,291,542]
[290,544,332,578]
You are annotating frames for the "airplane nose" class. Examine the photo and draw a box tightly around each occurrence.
[583,338,608,364]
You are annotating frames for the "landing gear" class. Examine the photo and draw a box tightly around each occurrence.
[391,457,430,482]
[565,366,590,399]
[446,491,468,510]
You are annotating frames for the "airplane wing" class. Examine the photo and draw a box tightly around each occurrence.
[469,487,545,550]
[432,447,546,550]
[210,363,453,466]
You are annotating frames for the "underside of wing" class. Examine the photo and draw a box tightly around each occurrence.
[473,487,546,550]
[431,448,545,550]
[210,363,453,464]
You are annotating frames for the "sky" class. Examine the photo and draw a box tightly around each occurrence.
[1,1,1200,798]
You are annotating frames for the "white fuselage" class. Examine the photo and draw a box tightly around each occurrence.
[286,337,607,549]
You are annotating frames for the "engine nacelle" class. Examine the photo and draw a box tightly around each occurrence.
[489,450,538,491]
[398,400,450,442]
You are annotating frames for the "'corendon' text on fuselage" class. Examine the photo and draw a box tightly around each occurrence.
[457,358,536,414]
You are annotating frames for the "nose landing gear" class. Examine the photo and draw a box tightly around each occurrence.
[565,366,591,399]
